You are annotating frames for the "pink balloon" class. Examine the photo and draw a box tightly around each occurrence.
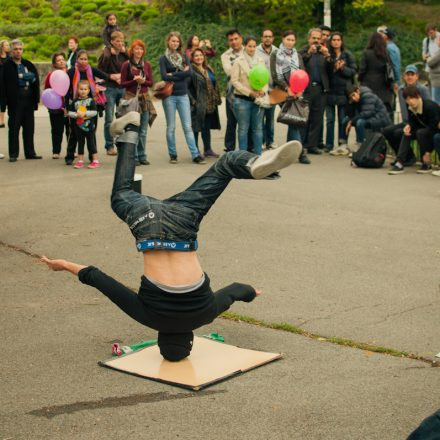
[42,88,62,110]
[49,69,70,96]
[289,69,310,94]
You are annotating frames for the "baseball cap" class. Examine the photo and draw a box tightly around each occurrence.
[404,65,418,74]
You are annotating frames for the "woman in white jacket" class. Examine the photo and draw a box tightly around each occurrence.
[230,36,268,155]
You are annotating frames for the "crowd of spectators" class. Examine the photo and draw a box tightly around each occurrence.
[0,15,440,177]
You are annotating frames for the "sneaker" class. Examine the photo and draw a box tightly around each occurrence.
[203,149,219,158]
[388,164,404,175]
[193,155,206,164]
[88,160,101,169]
[139,160,150,165]
[330,146,350,156]
[307,146,322,155]
[74,160,84,169]
[432,170,440,177]
[65,159,73,166]
[250,140,302,179]
[0,153,4,159]
[106,148,117,156]
[109,111,141,137]
[417,163,432,174]
[52,154,60,159]
[266,143,278,150]
[299,153,311,164]
[169,155,178,164]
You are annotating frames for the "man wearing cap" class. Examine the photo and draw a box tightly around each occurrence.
[382,64,431,166]
[41,111,302,362]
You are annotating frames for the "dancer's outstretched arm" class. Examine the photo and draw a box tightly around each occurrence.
[41,256,150,325]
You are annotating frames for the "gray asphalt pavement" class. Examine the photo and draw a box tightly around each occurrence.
[1,104,439,439]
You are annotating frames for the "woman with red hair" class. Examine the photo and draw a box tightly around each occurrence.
[120,39,154,165]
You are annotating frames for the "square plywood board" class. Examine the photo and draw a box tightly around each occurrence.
[99,336,282,390]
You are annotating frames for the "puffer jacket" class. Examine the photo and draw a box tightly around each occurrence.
[347,86,391,130]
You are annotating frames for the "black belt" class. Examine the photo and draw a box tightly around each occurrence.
[311,82,322,86]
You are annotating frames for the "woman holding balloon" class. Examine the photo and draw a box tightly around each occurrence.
[230,36,268,155]
[270,30,309,163]
[44,52,70,159]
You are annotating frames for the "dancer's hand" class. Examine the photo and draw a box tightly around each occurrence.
[41,256,67,271]
[40,256,86,275]
[255,289,262,296]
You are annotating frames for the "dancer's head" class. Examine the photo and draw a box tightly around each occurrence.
[158,331,194,362]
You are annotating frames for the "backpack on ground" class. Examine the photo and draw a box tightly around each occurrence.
[351,132,387,168]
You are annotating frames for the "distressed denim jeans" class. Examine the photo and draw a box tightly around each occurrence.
[104,87,125,150]
[111,128,256,249]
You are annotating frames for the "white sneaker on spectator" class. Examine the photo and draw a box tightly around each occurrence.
[266,143,278,150]
[0,153,4,159]
[330,145,350,156]
[432,170,440,177]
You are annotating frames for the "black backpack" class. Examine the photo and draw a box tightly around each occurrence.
[351,132,387,168]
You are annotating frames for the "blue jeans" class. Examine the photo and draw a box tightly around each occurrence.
[111,129,257,249]
[104,87,125,150]
[233,97,264,155]
[287,125,302,142]
[342,117,370,144]
[135,111,149,162]
[433,132,440,155]
[325,104,346,148]
[263,106,275,146]
[431,86,440,105]
[162,94,200,159]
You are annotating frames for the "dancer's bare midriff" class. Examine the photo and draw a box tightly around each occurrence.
[143,250,204,286]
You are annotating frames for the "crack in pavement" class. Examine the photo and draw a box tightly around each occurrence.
[28,390,226,419]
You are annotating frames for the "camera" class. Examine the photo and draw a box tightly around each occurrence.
[315,44,321,53]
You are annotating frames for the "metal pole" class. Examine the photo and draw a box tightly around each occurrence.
[323,0,331,27]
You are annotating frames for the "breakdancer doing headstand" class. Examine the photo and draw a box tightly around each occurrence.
[42,112,301,362]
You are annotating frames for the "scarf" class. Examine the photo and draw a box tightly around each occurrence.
[243,51,259,69]
[72,62,97,99]
[275,42,299,83]
[165,48,184,71]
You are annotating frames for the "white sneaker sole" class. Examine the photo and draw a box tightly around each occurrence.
[250,140,302,179]
[110,111,141,138]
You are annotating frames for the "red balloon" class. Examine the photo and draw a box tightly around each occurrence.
[289,69,310,94]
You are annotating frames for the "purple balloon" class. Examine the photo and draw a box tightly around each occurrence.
[42,88,62,110]
[49,69,70,96]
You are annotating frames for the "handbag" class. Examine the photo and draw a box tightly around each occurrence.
[385,55,395,86]
[153,81,174,99]
[277,97,309,127]
[116,86,140,117]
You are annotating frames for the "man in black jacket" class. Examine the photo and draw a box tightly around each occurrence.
[42,112,302,362]
[0,39,41,162]
[299,28,333,158]
[388,85,440,175]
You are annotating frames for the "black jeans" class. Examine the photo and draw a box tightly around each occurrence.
[111,127,256,250]
[66,117,97,162]
[49,112,70,155]
[76,127,97,156]
[7,90,36,159]
[302,85,327,149]
[396,127,434,163]
[382,123,415,163]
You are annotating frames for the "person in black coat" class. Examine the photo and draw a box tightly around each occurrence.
[325,32,356,152]
[388,85,440,175]
[188,48,221,158]
[335,84,391,156]
[0,39,41,162]
[359,32,394,118]
[299,28,333,155]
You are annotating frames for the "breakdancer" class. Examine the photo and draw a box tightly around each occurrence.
[42,112,301,361]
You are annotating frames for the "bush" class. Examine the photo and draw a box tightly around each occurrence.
[80,36,102,49]
[2,7,22,22]
[82,3,98,12]
[140,7,160,23]
[59,6,74,17]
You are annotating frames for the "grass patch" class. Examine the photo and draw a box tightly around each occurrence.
[221,311,437,365]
